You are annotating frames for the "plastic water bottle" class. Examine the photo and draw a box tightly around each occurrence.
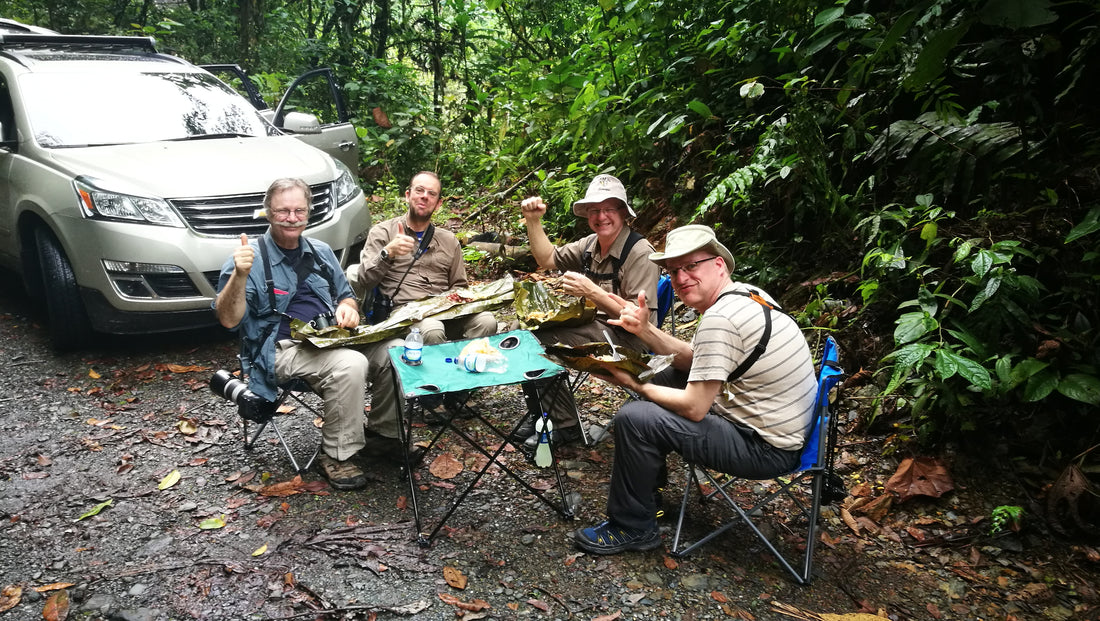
[458,353,507,373]
[403,327,423,366]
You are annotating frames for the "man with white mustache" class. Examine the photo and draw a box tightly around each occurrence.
[215,178,370,491]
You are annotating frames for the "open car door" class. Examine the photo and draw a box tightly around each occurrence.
[203,65,359,172]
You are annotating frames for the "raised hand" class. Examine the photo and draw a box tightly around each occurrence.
[386,222,418,258]
[608,291,648,335]
[520,196,547,221]
[233,233,254,277]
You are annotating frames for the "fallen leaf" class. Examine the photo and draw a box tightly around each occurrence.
[506,602,519,611]
[252,544,268,556]
[438,593,490,611]
[592,611,622,621]
[88,368,100,379]
[525,598,549,611]
[429,453,464,480]
[74,499,113,522]
[443,566,467,589]
[711,590,729,603]
[885,457,954,502]
[852,494,893,522]
[36,454,52,467]
[260,475,306,497]
[0,585,21,613]
[663,555,679,569]
[177,420,198,435]
[42,589,69,621]
[166,364,210,373]
[157,469,181,490]
[198,515,226,529]
[396,495,408,510]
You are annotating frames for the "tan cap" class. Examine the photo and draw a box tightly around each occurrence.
[572,174,637,217]
[649,224,736,272]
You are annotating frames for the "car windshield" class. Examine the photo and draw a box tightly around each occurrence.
[22,69,278,147]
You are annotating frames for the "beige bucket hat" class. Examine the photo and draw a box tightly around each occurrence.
[648,224,736,272]
[572,174,637,217]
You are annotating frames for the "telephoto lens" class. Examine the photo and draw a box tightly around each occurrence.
[209,370,274,422]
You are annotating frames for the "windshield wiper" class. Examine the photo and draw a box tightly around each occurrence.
[169,132,255,141]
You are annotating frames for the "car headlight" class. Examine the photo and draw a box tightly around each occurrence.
[332,159,362,207]
[74,177,184,227]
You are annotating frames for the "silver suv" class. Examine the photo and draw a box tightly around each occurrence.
[0,25,371,348]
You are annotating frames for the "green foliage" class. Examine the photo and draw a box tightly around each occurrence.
[989,505,1023,535]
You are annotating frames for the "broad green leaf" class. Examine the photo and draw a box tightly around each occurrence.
[995,355,1014,385]
[1023,369,1058,402]
[484,0,503,8]
[919,222,938,244]
[814,7,844,27]
[947,351,993,390]
[1065,207,1100,243]
[944,326,988,358]
[158,469,181,490]
[917,287,937,316]
[969,274,1001,311]
[687,99,713,118]
[199,515,226,530]
[75,499,113,522]
[933,350,958,379]
[1011,358,1049,383]
[598,0,615,11]
[1056,374,1100,406]
[894,311,938,345]
[979,0,1057,29]
[904,24,970,91]
[970,250,993,278]
[883,343,934,394]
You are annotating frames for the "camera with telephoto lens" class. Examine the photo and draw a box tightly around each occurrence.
[309,311,337,330]
[210,369,275,422]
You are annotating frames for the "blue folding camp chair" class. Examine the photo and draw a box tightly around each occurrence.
[656,273,675,335]
[670,336,844,585]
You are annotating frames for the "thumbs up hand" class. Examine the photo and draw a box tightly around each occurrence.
[385,222,418,258]
[233,233,254,277]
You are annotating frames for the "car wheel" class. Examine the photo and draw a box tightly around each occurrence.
[35,227,92,350]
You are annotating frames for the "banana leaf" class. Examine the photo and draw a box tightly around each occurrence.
[293,275,515,348]
[513,278,597,330]
[541,342,673,383]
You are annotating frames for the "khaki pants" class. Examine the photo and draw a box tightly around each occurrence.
[274,340,369,461]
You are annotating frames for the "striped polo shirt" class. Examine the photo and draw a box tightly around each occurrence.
[688,283,817,450]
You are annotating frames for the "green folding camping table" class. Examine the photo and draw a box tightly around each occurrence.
[387,329,578,545]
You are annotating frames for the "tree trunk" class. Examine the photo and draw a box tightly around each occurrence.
[372,0,391,59]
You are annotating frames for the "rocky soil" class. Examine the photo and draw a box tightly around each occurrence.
[1,274,1097,621]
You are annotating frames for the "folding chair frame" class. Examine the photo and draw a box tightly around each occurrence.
[241,378,323,474]
[670,336,843,585]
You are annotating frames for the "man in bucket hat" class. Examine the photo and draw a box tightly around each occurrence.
[572,224,818,554]
[515,174,660,448]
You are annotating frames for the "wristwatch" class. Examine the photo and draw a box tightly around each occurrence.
[380,248,393,262]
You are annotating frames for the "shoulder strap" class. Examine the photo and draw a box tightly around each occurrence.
[388,223,436,299]
[716,289,784,381]
[583,229,644,295]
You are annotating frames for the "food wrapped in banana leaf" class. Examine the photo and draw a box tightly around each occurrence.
[541,342,673,383]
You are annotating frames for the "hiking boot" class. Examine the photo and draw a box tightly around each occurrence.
[363,430,408,463]
[574,520,661,555]
[317,453,367,491]
[523,423,583,449]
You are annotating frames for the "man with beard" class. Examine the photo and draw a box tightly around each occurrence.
[351,171,497,454]
[215,178,370,490]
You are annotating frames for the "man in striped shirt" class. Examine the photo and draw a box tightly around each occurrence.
[574,225,818,555]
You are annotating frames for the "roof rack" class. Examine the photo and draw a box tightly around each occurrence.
[0,33,158,54]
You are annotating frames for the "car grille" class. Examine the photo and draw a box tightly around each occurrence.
[171,182,335,237]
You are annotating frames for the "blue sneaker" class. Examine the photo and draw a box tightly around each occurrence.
[574,520,661,555]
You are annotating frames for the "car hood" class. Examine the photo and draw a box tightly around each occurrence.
[42,136,338,199]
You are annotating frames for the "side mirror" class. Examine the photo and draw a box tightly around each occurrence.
[280,111,322,135]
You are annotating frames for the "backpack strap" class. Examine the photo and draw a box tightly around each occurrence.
[716,289,785,381]
[582,229,644,296]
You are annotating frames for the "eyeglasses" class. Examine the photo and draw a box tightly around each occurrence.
[587,206,622,217]
[411,186,440,199]
[666,256,718,278]
[271,208,309,219]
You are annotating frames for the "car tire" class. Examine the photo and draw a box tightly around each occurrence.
[35,227,92,350]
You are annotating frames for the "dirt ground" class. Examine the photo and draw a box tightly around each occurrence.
[1,275,1098,621]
